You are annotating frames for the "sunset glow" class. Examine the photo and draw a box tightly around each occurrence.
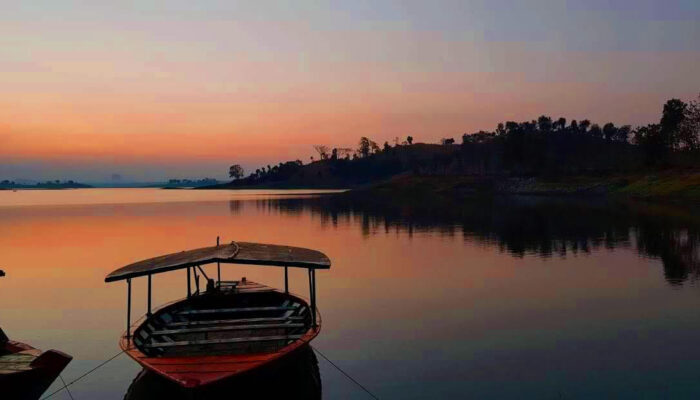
[2,1,699,181]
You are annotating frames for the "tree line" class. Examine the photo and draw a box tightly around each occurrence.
[228,95,700,183]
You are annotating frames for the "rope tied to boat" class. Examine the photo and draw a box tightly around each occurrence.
[58,375,75,400]
[40,349,126,400]
[312,345,380,400]
[39,345,380,399]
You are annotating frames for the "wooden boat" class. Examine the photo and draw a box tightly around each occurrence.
[123,344,321,399]
[0,270,73,400]
[105,241,330,389]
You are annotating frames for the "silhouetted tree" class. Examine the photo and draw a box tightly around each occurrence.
[679,94,700,150]
[579,119,591,133]
[496,123,506,136]
[603,123,617,141]
[229,164,244,180]
[537,115,553,132]
[313,145,330,160]
[358,137,371,158]
[634,124,666,164]
[661,99,688,149]
[553,117,566,131]
[407,136,413,145]
[337,148,353,159]
[570,120,579,132]
[614,125,631,143]
[370,140,380,155]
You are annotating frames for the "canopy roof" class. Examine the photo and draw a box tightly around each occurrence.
[105,242,331,282]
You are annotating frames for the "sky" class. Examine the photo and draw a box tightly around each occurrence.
[1,0,699,182]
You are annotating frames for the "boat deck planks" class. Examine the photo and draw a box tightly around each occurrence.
[166,316,305,327]
[119,280,322,388]
[177,305,297,315]
[152,323,305,336]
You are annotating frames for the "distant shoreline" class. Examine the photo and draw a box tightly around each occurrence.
[0,183,92,190]
[196,170,699,202]
[345,170,700,202]
[196,182,356,190]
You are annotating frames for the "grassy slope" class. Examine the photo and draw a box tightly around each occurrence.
[353,170,700,201]
[615,170,700,199]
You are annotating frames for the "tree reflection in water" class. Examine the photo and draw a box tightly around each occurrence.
[123,346,321,400]
[242,195,700,286]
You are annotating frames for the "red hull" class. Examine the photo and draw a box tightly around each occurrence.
[123,344,322,399]
[0,340,72,400]
[120,289,321,389]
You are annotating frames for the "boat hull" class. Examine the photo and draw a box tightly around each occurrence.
[123,344,322,399]
[0,340,72,400]
[120,283,321,389]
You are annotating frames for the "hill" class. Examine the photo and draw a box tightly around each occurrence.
[202,143,459,189]
[201,96,700,198]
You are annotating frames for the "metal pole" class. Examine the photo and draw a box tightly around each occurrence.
[187,266,191,298]
[147,274,152,317]
[284,266,288,294]
[127,278,132,339]
[311,269,317,327]
[216,236,221,284]
[194,267,200,295]
[308,268,312,299]
[308,269,316,327]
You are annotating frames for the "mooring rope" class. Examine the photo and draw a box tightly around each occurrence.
[41,345,380,400]
[58,375,74,400]
[312,345,380,400]
[40,349,125,400]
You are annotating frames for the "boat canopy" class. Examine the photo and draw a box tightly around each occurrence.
[105,242,331,282]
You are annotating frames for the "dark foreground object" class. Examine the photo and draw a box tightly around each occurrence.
[0,271,73,400]
[0,334,73,400]
[123,344,321,400]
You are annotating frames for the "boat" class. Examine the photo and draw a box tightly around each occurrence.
[105,241,330,389]
[123,345,321,399]
[0,270,73,400]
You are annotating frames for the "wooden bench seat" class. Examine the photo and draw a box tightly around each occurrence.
[177,306,297,315]
[144,334,304,349]
[151,323,306,336]
[166,316,305,327]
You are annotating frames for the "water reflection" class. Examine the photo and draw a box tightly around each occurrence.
[235,195,700,286]
[123,346,321,399]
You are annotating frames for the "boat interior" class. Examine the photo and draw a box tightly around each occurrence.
[0,338,41,374]
[132,280,312,357]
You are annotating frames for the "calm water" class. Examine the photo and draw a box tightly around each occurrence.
[1,189,699,399]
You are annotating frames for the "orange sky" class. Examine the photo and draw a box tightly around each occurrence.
[1,1,699,181]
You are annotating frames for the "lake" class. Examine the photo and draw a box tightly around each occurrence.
[1,189,699,399]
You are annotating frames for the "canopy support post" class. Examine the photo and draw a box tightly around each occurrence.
[147,274,152,317]
[216,236,221,285]
[284,266,289,294]
[196,265,209,280]
[312,269,317,327]
[308,268,317,327]
[194,266,200,295]
[187,267,191,298]
[126,278,132,340]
